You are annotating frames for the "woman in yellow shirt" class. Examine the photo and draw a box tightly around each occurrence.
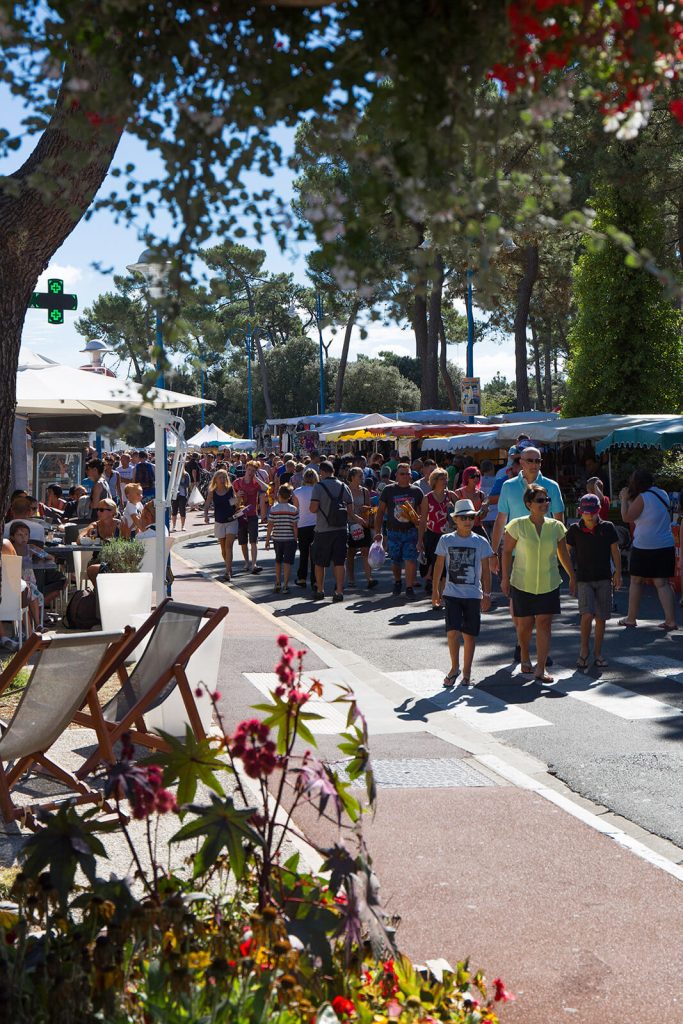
[501,483,576,684]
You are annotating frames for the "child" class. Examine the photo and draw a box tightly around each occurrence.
[431,498,494,687]
[265,484,299,594]
[566,493,622,670]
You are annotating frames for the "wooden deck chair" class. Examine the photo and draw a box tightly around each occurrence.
[0,629,133,827]
[74,599,228,777]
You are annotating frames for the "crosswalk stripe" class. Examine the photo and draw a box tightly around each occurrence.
[536,666,681,721]
[387,670,551,732]
[244,671,350,734]
[612,654,683,685]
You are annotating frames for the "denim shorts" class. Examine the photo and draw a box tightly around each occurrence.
[387,528,418,565]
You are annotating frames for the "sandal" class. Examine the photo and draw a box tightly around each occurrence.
[657,622,678,631]
[461,677,472,688]
[576,655,589,672]
[443,669,460,688]
[520,661,534,675]
[593,656,609,668]
[534,671,554,684]
[617,618,637,628]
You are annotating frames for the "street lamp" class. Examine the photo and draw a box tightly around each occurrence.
[126,249,172,389]
[228,324,269,440]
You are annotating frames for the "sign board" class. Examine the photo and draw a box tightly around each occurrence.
[28,278,78,324]
[461,376,481,417]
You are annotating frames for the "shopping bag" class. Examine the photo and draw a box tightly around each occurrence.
[368,539,386,569]
[188,485,204,507]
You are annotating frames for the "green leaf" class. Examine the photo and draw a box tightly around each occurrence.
[20,805,110,908]
[141,726,226,807]
[170,793,262,879]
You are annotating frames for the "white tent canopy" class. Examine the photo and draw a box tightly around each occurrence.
[186,423,243,446]
[493,414,677,445]
[16,348,210,599]
[319,413,396,440]
[422,431,503,452]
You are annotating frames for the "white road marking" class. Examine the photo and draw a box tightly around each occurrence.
[612,654,683,685]
[244,670,351,734]
[387,670,551,732]
[542,667,681,721]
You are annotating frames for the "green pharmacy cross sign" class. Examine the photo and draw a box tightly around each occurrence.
[28,278,78,325]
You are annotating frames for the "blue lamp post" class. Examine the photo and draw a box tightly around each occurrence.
[229,325,261,440]
[315,292,325,415]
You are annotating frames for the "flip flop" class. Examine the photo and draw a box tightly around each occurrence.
[657,622,678,631]
[576,655,589,672]
[534,672,554,684]
[443,670,460,688]
[617,618,637,628]
[593,656,609,668]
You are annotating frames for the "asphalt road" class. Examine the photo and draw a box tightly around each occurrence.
[175,529,683,849]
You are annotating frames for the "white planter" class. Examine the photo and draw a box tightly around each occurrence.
[97,572,153,635]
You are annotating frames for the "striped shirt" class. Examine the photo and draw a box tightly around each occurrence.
[269,502,299,540]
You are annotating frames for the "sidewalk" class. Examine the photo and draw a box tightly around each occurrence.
[170,546,683,1024]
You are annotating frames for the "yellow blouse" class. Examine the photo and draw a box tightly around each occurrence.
[505,516,567,595]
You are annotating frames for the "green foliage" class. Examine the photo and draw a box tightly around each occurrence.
[341,359,420,414]
[565,181,683,416]
[98,538,144,574]
[481,372,517,415]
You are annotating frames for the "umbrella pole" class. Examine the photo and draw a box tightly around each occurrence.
[609,450,613,502]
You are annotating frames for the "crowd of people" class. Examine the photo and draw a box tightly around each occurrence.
[198,440,679,689]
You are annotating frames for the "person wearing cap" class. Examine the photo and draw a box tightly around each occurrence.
[566,495,622,670]
[500,483,575,684]
[431,497,494,687]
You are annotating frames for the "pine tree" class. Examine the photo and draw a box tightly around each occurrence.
[565,182,683,416]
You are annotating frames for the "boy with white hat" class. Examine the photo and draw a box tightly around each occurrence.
[432,498,494,687]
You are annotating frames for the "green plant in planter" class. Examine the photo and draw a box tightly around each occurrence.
[98,538,145,574]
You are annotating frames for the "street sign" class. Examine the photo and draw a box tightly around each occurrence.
[461,376,481,416]
[28,278,78,325]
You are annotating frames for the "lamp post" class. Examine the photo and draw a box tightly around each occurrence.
[127,249,173,598]
[228,324,268,440]
[315,292,325,415]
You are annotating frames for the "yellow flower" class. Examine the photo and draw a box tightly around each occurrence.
[98,900,116,922]
[162,930,177,952]
[187,951,211,971]
[0,909,18,930]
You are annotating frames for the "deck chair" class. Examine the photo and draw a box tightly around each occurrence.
[0,629,133,827]
[74,599,228,777]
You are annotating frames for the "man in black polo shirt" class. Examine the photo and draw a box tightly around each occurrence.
[374,463,424,597]
[566,493,622,671]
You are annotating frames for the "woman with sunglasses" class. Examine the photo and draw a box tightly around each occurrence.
[500,483,576,684]
[454,466,489,537]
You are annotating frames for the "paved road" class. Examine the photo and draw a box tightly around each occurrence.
[176,530,683,849]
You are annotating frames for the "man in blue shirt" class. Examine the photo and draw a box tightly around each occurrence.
[491,446,565,667]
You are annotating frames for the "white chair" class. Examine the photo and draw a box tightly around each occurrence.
[4,519,45,544]
[0,555,30,647]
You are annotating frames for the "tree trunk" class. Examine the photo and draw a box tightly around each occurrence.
[530,316,544,410]
[422,252,443,409]
[412,291,429,402]
[244,281,274,419]
[334,299,360,411]
[543,331,553,410]
[513,244,538,411]
[0,58,125,535]
[438,316,458,410]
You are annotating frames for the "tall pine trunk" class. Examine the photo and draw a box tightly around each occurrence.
[439,316,458,410]
[334,299,360,411]
[543,332,553,410]
[514,244,538,411]
[422,252,443,409]
[530,316,544,410]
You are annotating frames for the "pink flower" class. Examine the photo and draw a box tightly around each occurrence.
[212,690,222,702]
[276,634,289,648]
[195,686,203,698]
[331,995,355,1017]
[493,977,515,1003]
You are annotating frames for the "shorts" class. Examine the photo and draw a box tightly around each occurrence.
[274,540,297,565]
[629,545,675,579]
[312,529,347,568]
[387,528,418,565]
[238,515,259,545]
[511,585,561,617]
[215,520,238,539]
[577,579,612,619]
[444,596,481,637]
[171,495,187,517]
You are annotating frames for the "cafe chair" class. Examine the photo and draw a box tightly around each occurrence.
[0,629,132,827]
[74,599,228,777]
[0,555,30,647]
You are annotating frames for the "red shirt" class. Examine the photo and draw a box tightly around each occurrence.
[233,477,262,516]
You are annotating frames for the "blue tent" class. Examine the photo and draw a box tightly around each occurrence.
[596,416,683,454]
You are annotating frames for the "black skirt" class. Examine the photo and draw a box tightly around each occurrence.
[629,545,676,580]
[511,585,561,617]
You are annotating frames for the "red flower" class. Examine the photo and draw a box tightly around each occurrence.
[493,977,515,1003]
[670,98,683,125]
[331,995,355,1017]
[230,719,277,778]
[276,633,289,647]
[239,937,253,957]
[212,690,222,702]
[195,686,203,698]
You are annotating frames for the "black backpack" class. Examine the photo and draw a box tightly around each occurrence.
[318,480,349,529]
[63,589,100,630]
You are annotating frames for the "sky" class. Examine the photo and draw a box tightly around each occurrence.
[7,93,517,387]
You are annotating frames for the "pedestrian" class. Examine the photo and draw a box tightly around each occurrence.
[204,469,238,581]
[266,483,299,594]
[171,463,191,532]
[618,469,677,630]
[84,458,112,519]
[346,467,378,588]
[416,458,437,495]
[567,493,622,670]
[500,483,576,684]
[586,475,611,519]
[431,498,494,687]
[373,462,423,597]
[417,467,457,594]
[233,460,268,574]
[454,466,489,536]
[292,467,319,588]
[309,460,353,602]
[491,445,564,665]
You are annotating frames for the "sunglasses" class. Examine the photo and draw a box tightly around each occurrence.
[95,507,112,513]
[532,496,550,504]
[522,458,542,464]
[456,513,477,520]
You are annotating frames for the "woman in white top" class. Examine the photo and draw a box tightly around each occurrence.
[292,467,319,589]
[619,469,677,630]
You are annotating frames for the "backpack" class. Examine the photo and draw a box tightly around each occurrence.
[63,589,100,630]
[318,480,349,529]
[135,461,155,489]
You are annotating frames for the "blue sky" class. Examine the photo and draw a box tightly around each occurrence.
[4,89,516,386]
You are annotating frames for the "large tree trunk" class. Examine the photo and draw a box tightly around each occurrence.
[334,299,360,411]
[0,58,125,536]
[530,316,544,410]
[244,281,274,419]
[412,291,429,402]
[438,316,458,410]
[543,331,553,410]
[422,252,443,409]
[513,244,538,411]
